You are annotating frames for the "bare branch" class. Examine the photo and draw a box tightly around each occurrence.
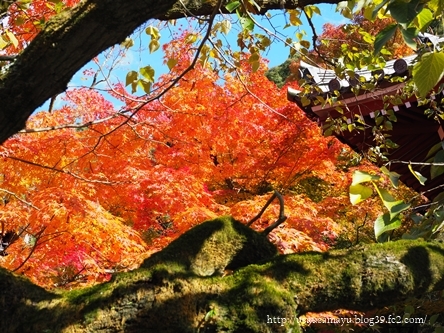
[388,160,444,167]
[262,191,287,235]
[247,190,287,235]
[302,9,336,67]
[0,55,16,61]
[0,188,39,210]
[7,155,121,185]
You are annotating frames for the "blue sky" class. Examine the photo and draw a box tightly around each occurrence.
[37,4,347,112]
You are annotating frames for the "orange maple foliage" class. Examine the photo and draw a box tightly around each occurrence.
[0,31,391,288]
[314,15,414,62]
[3,0,80,53]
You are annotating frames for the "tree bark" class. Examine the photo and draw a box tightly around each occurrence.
[0,0,341,145]
[1,218,444,332]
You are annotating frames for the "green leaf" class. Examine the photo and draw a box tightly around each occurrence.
[374,186,410,219]
[16,0,32,9]
[362,0,389,20]
[387,0,422,28]
[5,30,18,48]
[425,140,444,159]
[185,34,198,44]
[408,164,427,185]
[239,16,254,31]
[381,166,401,188]
[413,52,444,97]
[125,71,138,87]
[349,184,373,205]
[404,304,414,315]
[131,80,138,94]
[374,213,402,240]
[145,26,160,39]
[414,8,433,32]
[248,52,260,63]
[428,0,444,16]
[225,0,240,13]
[260,36,271,48]
[431,150,444,179]
[433,327,444,333]
[400,27,418,50]
[351,170,380,185]
[374,24,398,55]
[304,5,320,19]
[120,37,134,49]
[429,313,439,325]
[289,10,302,26]
[251,61,260,72]
[0,36,8,50]
[138,79,151,94]
[140,66,155,82]
[336,1,353,19]
[167,58,178,71]
[221,20,231,34]
[301,96,310,107]
[204,309,216,321]
[390,201,411,219]
[149,39,160,53]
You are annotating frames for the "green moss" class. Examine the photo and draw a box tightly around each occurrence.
[142,216,277,276]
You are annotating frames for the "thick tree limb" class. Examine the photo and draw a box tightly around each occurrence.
[1,217,444,332]
[0,0,341,144]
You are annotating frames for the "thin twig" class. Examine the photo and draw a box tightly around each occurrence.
[388,160,444,167]
[12,225,46,272]
[7,156,120,185]
[0,188,39,210]
[302,9,336,67]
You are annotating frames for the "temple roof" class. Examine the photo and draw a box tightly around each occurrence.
[287,55,444,199]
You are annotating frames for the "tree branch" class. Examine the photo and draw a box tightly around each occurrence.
[1,233,444,332]
[0,0,342,144]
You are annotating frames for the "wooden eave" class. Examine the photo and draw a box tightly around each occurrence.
[287,79,444,200]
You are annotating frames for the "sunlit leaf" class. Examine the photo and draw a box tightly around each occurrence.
[408,164,427,185]
[351,170,380,185]
[412,52,444,97]
[349,184,373,205]
[149,39,160,53]
[221,20,231,34]
[414,8,433,32]
[5,30,18,48]
[145,26,160,39]
[138,79,152,94]
[239,16,254,31]
[140,66,155,82]
[380,166,401,188]
[125,70,138,86]
[225,0,240,13]
[121,37,133,49]
[374,213,402,240]
[289,10,302,26]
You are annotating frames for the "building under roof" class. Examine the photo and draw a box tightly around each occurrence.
[287,54,444,200]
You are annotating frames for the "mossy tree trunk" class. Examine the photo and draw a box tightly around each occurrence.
[1,217,444,332]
